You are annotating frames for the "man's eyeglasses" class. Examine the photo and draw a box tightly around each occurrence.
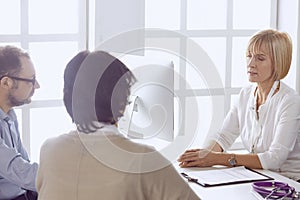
[0,75,37,86]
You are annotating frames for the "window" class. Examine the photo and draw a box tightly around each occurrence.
[94,0,294,150]
[1,0,298,161]
[0,0,86,162]
[143,0,285,150]
[91,0,294,151]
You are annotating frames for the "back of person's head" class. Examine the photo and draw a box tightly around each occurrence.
[63,50,135,133]
[246,29,292,80]
[0,45,30,77]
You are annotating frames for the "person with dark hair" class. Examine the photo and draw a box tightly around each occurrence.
[0,46,39,200]
[178,29,300,182]
[36,50,200,199]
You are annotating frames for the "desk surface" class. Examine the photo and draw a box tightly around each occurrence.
[176,166,300,200]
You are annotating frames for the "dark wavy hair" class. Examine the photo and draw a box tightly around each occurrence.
[63,50,136,133]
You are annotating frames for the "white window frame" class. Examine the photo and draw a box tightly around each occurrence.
[2,0,299,158]
[8,0,88,156]
[90,0,300,151]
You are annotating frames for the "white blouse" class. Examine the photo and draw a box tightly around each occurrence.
[212,82,300,180]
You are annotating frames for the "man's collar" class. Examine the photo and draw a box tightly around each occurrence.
[0,108,17,121]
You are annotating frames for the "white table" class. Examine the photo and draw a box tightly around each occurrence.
[177,166,300,200]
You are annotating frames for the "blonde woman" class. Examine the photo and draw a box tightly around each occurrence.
[178,29,300,182]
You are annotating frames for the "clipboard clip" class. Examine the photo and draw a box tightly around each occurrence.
[181,172,198,183]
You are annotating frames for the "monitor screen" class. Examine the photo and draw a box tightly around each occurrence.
[117,55,174,143]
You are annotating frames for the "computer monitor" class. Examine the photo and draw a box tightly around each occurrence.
[117,55,174,142]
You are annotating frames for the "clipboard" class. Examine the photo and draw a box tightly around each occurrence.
[181,166,273,187]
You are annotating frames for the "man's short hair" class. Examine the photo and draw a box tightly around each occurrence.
[0,45,30,76]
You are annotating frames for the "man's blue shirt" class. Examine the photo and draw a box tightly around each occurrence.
[0,108,38,199]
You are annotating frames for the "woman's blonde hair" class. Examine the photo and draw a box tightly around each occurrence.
[246,29,292,80]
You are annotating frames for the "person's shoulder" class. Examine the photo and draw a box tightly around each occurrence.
[240,84,254,94]
[108,134,156,153]
[275,82,300,107]
[40,130,78,150]
[279,82,298,95]
[237,84,254,100]
[278,82,300,99]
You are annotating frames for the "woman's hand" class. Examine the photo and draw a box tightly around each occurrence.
[177,149,216,168]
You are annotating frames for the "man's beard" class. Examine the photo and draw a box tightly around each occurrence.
[8,93,32,107]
